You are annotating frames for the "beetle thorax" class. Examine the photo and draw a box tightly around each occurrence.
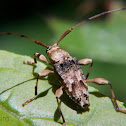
[47,44,71,64]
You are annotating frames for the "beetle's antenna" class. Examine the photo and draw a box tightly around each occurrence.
[57,8,126,45]
[0,32,48,48]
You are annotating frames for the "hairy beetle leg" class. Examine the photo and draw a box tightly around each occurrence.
[55,86,65,126]
[22,96,35,107]
[78,58,93,79]
[86,78,126,113]
[22,69,54,106]
[23,53,49,65]
[35,70,54,95]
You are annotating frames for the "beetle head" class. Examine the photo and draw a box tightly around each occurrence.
[46,44,70,64]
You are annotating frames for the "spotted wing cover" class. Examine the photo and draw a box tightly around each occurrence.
[54,58,89,108]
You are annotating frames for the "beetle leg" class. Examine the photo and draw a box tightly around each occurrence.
[55,86,63,98]
[22,69,54,106]
[23,53,49,65]
[78,58,93,79]
[86,78,126,113]
[35,70,54,95]
[55,86,65,126]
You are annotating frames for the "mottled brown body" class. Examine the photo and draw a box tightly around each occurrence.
[1,8,126,126]
[47,44,89,108]
[46,44,90,108]
[54,56,89,108]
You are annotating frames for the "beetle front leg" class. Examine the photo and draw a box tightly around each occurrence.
[78,58,93,79]
[86,78,126,113]
[23,53,49,65]
[22,69,54,106]
[55,86,65,126]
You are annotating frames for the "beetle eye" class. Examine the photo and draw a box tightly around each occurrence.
[46,49,48,53]
[46,47,51,53]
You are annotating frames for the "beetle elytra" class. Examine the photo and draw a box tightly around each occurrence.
[0,8,126,125]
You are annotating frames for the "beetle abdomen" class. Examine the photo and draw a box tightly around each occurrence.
[54,57,90,108]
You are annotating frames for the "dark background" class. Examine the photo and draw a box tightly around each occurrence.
[0,0,126,105]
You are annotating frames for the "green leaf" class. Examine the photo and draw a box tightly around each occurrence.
[0,50,126,126]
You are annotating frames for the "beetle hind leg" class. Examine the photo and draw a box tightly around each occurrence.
[55,86,65,125]
[86,78,126,113]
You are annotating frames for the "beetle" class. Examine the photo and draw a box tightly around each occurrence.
[0,8,126,125]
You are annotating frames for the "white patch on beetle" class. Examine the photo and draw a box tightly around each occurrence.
[76,70,82,81]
